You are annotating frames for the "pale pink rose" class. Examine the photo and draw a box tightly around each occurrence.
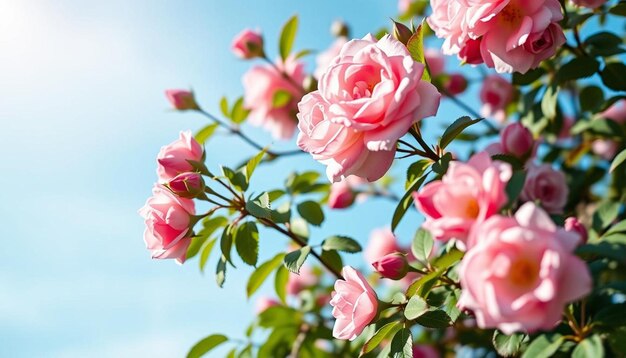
[425,48,445,77]
[565,217,588,245]
[372,252,409,280]
[480,75,515,122]
[427,0,474,56]
[231,29,264,59]
[601,99,626,123]
[286,265,317,296]
[165,89,198,110]
[297,34,440,182]
[314,37,348,79]
[330,266,378,340]
[459,203,591,334]
[364,227,401,264]
[243,56,305,140]
[501,122,535,158]
[413,345,440,358]
[156,130,204,181]
[571,0,606,9]
[414,151,512,247]
[398,0,416,13]
[168,172,205,199]
[592,139,619,160]
[254,297,279,314]
[521,164,568,214]
[138,184,196,264]
[328,181,355,209]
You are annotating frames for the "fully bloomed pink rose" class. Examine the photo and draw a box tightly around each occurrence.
[521,163,568,214]
[364,227,402,264]
[571,0,606,8]
[231,29,264,59]
[139,184,196,264]
[480,75,515,122]
[330,266,378,340]
[297,34,440,182]
[243,56,305,140]
[314,37,348,79]
[459,203,591,334]
[328,180,355,209]
[414,152,512,247]
[156,130,204,181]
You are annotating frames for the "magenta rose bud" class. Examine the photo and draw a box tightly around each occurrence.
[565,217,588,245]
[138,184,196,264]
[480,75,515,122]
[165,89,199,111]
[156,130,204,182]
[231,29,264,59]
[168,172,205,199]
[521,164,568,214]
[501,122,534,158]
[327,181,355,209]
[372,252,409,280]
[444,73,468,95]
[330,266,378,340]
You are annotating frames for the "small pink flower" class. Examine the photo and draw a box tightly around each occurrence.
[444,74,468,95]
[231,29,264,59]
[565,217,588,245]
[571,0,606,9]
[328,180,355,209]
[138,184,196,264]
[156,131,204,182]
[168,172,205,199]
[592,140,619,160]
[460,203,591,334]
[330,266,378,340]
[592,100,626,159]
[480,75,515,122]
[364,227,402,264]
[521,164,568,214]
[243,56,305,140]
[372,252,409,280]
[254,297,279,314]
[425,48,445,77]
[501,122,535,158]
[413,345,440,358]
[414,152,512,247]
[297,34,440,182]
[165,89,199,110]
[314,37,348,79]
[286,265,317,296]
[601,99,626,123]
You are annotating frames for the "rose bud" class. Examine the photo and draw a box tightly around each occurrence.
[157,130,204,181]
[231,29,264,59]
[328,181,355,209]
[372,252,409,280]
[392,21,413,45]
[565,217,588,245]
[165,89,199,111]
[330,20,349,38]
[168,172,205,199]
[445,73,468,95]
[501,122,534,158]
[479,75,515,122]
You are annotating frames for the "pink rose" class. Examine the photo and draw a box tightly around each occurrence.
[480,75,515,122]
[398,0,416,13]
[413,345,440,358]
[255,297,279,314]
[501,122,535,158]
[414,152,512,247]
[328,180,355,209]
[297,34,440,182]
[243,56,305,140]
[364,227,402,264]
[286,265,317,296]
[425,48,445,77]
[601,99,626,123]
[521,163,568,214]
[459,38,484,65]
[138,184,196,264]
[314,37,348,79]
[231,29,264,59]
[372,252,409,280]
[165,89,199,111]
[459,203,591,334]
[565,217,588,245]
[444,74,468,95]
[168,172,205,199]
[571,0,606,8]
[592,139,619,160]
[156,130,204,182]
[330,266,378,340]
[592,100,626,159]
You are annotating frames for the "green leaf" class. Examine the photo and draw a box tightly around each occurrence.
[320,249,343,273]
[272,89,292,108]
[390,328,413,358]
[572,335,604,358]
[404,296,429,320]
[189,216,228,260]
[585,32,625,57]
[246,192,272,220]
[433,248,464,269]
[505,170,527,208]
[414,309,451,328]
[601,62,626,91]
[219,97,229,118]
[195,123,219,145]
[392,171,429,231]
[246,253,284,297]
[220,226,235,266]
[361,321,402,355]
[284,246,311,274]
[216,255,227,288]
[406,159,431,189]
[541,84,559,120]
[235,222,259,266]
[587,118,625,138]
[594,303,626,327]
[230,97,249,124]
[274,265,289,303]
[187,334,228,358]
[406,269,441,298]
[439,116,482,149]
[556,57,600,83]
[579,86,604,113]
[406,20,430,81]
[296,200,325,226]
[270,201,291,224]
[286,171,322,195]
[222,166,248,192]
[610,2,626,16]
[522,333,564,358]
[289,217,309,241]
[245,149,266,182]
[199,237,217,272]
[513,68,545,86]
[610,149,626,173]
[493,331,526,357]
[322,236,362,253]
[411,229,433,263]
[592,201,621,231]
[605,219,626,237]
[279,15,298,60]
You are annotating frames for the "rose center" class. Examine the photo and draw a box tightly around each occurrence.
[464,198,480,218]
[509,258,539,288]
[352,80,374,99]
[498,3,524,28]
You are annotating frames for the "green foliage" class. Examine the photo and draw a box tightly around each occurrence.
[572,335,604,358]
[271,89,292,108]
[404,296,428,320]
[230,97,249,124]
[439,116,482,149]
[411,229,433,263]
[283,246,311,274]
[361,321,402,355]
[246,253,284,297]
[297,200,325,226]
[321,236,362,253]
[216,255,227,288]
[245,192,272,220]
[522,333,564,358]
[195,123,219,145]
[601,62,626,91]
[389,328,413,358]
[556,57,599,83]
[406,20,430,82]
[245,149,266,183]
[610,149,626,173]
[187,334,228,358]
[235,222,259,266]
[493,331,526,357]
[279,15,298,60]
[392,166,430,231]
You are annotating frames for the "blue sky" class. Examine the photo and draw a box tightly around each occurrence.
[2,0,618,357]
